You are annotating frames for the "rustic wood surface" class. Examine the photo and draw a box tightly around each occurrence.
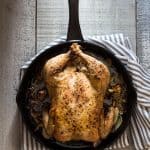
[0,0,149,149]
[137,0,150,73]
[37,0,136,52]
[0,0,35,150]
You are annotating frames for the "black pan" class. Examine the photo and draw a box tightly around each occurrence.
[16,0,137,149]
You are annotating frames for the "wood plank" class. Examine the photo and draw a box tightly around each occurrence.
[0,0,35,149]
[37,0,136,52]
[37,0,68,50]
[136,0,150,72]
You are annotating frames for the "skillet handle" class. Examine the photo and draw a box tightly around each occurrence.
[67,0,84,41]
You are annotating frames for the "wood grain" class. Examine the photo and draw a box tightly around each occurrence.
[37,0,136,52]
[137,0,150,72]
[37,0,68,50]
[0,0,35,149]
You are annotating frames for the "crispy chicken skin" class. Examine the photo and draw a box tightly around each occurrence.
[42,43,116,143]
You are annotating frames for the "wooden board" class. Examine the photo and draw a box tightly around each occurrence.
[0,0,35,149]
[137,0,150,72]
[37,0,136,52]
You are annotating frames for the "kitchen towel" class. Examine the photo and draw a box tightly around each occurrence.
[20,34,150,150]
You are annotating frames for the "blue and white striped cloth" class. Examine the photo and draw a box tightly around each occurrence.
[20,34,150,150]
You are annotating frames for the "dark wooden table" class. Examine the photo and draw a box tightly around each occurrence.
[0,0,149,149]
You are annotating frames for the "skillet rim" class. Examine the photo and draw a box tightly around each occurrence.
[16,40,137,150]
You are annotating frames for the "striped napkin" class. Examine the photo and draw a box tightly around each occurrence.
[20,34,150,150]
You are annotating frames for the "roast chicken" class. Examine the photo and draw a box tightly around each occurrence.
[42,43,117,143]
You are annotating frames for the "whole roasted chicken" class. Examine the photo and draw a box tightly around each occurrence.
[42,43,117,143]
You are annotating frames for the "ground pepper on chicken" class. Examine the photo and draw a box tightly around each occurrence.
[28,42,126,142]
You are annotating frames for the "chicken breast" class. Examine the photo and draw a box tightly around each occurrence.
[42,43,116,143]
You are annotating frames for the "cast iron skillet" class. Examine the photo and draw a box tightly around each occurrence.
[16,0,137,149]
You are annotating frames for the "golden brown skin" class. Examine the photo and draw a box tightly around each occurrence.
[42,43,116,143]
